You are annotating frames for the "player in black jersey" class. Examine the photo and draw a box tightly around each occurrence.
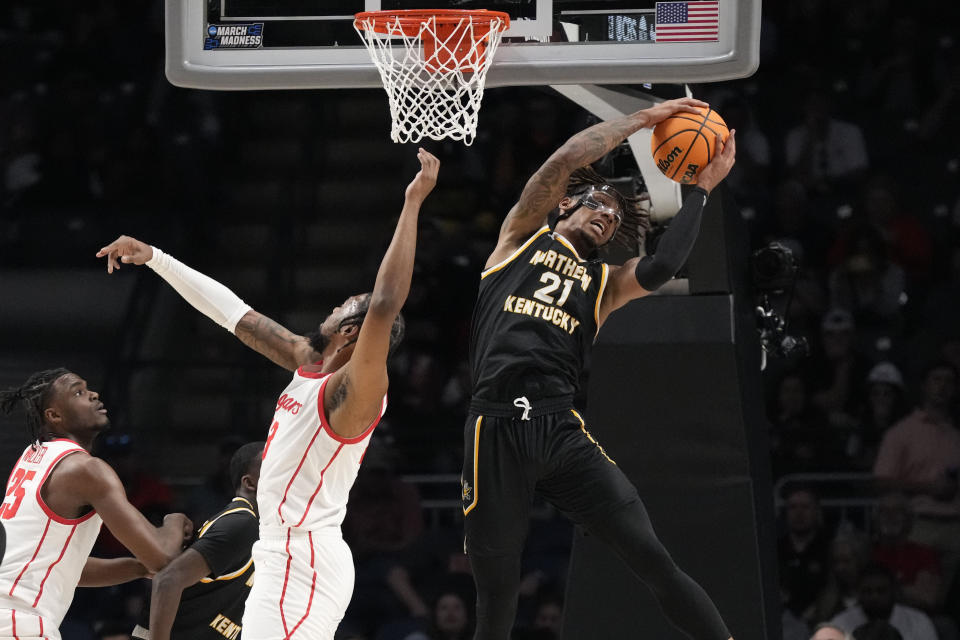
[463,97,737,640]
[134,441,264,640]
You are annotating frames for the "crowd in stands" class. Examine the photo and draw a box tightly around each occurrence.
[3,0,960,638]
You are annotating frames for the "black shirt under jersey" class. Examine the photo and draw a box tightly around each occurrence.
[139,497,258,640]
[470,226,609,403]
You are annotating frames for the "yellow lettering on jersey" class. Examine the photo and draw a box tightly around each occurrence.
[245,570,255,587]
[528,247,592,291]
[501,295,580,335]
[210,613,242,639]
[579,271,592,291]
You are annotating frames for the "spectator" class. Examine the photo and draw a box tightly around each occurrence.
[784,90,869,196]
[873,360,960,601]
[826,226,907,339]
[806,309,871,434]
[845,363,908,469]
[531,594,564,639]
[425,589,473,640]
[779,486,832,620]
[830,564,938,640]
[397,582,475,640]
[770,372,832,473]
[815,532,871,622]
[871,492,942,611]
[810,622,852,640]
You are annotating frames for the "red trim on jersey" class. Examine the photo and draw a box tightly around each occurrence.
[279,529,293,638]
[291,444,344,528]
[296,366,327,380]
[276,421,330,525]
[10,609,17,639]
[33,523,78,607]
[316,376,387,445]
[38,615,43,637]
[35,448,97,525]
[10,517,50,596]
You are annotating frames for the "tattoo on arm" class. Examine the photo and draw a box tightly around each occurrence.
[234,312,310,369]
[508,115,644,230]
[327,375,350,413]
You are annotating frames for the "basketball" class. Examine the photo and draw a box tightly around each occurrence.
[650,107,729,185]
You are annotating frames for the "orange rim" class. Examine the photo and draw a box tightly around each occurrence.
[354,9,511,37]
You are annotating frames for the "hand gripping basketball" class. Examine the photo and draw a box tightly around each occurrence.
[641,97,710,128]
[696,130,737,194]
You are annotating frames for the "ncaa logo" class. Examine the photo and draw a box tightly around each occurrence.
[207,25,218,37]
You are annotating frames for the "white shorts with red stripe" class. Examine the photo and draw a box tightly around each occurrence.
[0,608,57,640]
[241,526,354,640]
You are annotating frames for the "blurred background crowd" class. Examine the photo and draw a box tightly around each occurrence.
[2,1,960,639]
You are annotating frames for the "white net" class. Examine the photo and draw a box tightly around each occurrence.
[354,12,508,146]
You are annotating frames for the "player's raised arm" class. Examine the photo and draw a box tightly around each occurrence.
[598,131,737,325]
[487,97,709,269]
[96,236,317,370]
[322,149,439,438]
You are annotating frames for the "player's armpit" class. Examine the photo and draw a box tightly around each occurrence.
[323,338,388,440]
[234,309,317,371]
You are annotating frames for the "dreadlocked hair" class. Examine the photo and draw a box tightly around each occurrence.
[0,367,70,445]
[566,166,651,250]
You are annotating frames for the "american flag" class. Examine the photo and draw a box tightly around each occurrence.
[655,1,720,42]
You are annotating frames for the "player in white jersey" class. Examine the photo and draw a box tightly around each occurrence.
[0,368,193,640]
[97,148,440,639]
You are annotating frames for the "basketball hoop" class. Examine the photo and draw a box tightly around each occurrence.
[354,10,510,145]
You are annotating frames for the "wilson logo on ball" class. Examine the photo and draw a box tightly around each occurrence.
[657,146,683,172]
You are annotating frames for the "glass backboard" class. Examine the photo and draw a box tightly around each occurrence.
[167,0,761,89]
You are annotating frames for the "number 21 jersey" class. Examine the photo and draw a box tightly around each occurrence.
[469,226,609,403]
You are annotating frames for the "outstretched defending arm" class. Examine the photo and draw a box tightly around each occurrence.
[485,97,709,269]
[322,149,439,439]
[598,131,737,326]
[97,237,317,370]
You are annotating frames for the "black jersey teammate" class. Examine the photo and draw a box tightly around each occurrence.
[134,441,263,640]
[463,97,737,640]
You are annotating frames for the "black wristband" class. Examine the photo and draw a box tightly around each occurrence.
[692,186,709,200]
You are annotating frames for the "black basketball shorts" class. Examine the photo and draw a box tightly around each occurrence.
[461,403,640,557]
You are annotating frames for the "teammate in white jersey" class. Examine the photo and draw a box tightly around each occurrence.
[97,148,440,639]
[0,368,193,640]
